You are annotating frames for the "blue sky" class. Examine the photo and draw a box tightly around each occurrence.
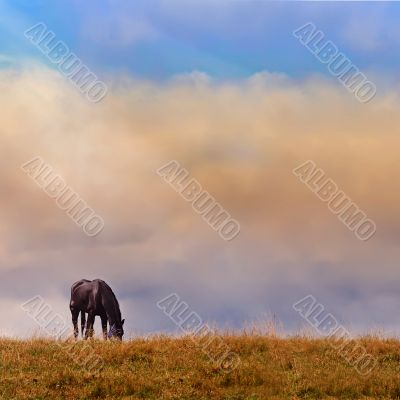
[1,0,400,80]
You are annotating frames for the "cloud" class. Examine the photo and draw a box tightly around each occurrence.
[0,65,399,337]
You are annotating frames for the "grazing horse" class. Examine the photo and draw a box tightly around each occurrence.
[70,279,125,340]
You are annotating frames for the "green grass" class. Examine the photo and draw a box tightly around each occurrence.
[1,335,400,399]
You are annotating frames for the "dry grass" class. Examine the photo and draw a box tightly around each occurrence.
[1,334,400,399]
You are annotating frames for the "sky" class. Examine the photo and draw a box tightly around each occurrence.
[0,0,400,338]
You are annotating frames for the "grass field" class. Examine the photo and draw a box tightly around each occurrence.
[1,334,400,399]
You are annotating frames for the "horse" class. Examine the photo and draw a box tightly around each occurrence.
[69,279,125,340]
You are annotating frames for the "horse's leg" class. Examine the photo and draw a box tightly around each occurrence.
[100,314,108,340]
[71,309,79,340]
[85,313,95,340]
[81,312,86,338]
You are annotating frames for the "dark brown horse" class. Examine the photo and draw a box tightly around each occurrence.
[70,279,125,340]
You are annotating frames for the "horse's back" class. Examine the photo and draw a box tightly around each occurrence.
[70,279,110,313]
[71,279,91,294]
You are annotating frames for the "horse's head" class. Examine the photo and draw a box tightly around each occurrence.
[108,319,125,340]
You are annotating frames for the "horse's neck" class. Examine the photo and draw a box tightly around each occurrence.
[104,296,120,326]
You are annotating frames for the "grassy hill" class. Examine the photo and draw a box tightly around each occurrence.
[1,335,400,399]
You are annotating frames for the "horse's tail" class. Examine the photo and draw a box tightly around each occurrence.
[81,311,86,336]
